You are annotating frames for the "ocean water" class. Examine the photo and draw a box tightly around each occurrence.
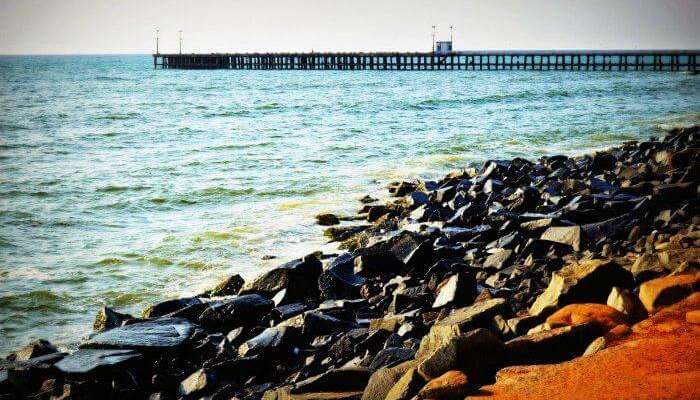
[0,54,698,354]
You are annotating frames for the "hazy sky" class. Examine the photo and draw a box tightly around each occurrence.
[1,0,698,54]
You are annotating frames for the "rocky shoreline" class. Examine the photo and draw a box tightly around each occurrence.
[2,126,699,399]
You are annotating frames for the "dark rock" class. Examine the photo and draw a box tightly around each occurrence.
[143,297,203,319]
[240,255,322,303]
[238,326,301,358]
[529,259,634,316]
[366,347,415,370]
[199,294,274,331]
[54,349,141,375]
[82,317,194,350]
[505,322,604,365]
[270,303,312,325]
[417,328,505,383]
[12,339,58,361]
[408,192,429,207]
[291,367,372,394]
[210,274,245,297]
[93,307,133,333]
[301,311,359,337]
[361,360,418,400]
[432,272,477,309]
[367,205,391,222]
[325,225,371,242]
[319,253,366,300]
[389,182,417,197]
[482,248,513,270]
[316,213,341,226]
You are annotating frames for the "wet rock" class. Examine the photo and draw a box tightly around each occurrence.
[238,326,301,358]
[505,322,603,365]
[301,311,359,336]
[178,368,215,399]
[545,303,628,331]
[325,225,371,242]
[82,317,194,350]
[292,367,372,394]
[319,253,366,300]
[432,272,477,309]
[367,205,391,222]
[529,259,634,316]
[143,297,203,319]
[316,213,341,226]
[385,367,424,400]
[417,328,505,382]
[638,273,700,313]
[389,182,417,197]
[54,349,141,375]
[417,370,470,400]
[270,303,312,325]
[210,274,245,297]
[12,339,58,361]
[240,255,322,302]
[93,307,133,333]
[408,192,429,208]
[199,294,274,331]
[418,298,507,357]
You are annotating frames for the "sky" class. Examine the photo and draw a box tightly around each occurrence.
[0,0,698,55]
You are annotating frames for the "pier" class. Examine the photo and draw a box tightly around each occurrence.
[153,50,698,71]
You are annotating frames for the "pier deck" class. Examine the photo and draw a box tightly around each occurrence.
[154,50,698,71]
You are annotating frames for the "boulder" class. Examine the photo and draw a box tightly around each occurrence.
[418,298,507,357]
[607,287,646,321]
[316,213,341,226]
[12,339,58,361]
[291,367,372,394]
[385,368,424,400]
[240,255,322,302]
[432,273,477,309]
[417,328,505,382]
[540,226,582,252]
[545,303,628,331]
[319,253,366,300]
[417,370,470,400]
[199,294,274,331]
[361,360,418,400]
[482,249,513,270]
[82,317,194,350]
[638,273,700,314]
[505,322,603,365]
[210,274,245,297]
[367,347,416,370]
[301,311,359,336]
[529,259,634,316]
[178,368,215,399]
[238,326,301,358]
[143,297,203,319]
[93,307,132,332]
[54,349,141,375]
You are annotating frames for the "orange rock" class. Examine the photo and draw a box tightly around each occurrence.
[546,303,628,331]
[417,370,470,400]
[686,310,700,324]
[467,293,700,400]
[638,272,700,313]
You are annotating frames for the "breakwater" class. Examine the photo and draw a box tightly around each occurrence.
[154,50,699,71]
[2,125,699,399]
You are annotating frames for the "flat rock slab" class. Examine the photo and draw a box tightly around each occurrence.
[55,349,141,375]
[82,317,194,350]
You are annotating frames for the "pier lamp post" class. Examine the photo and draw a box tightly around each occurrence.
[450,25,453,43]
[156,29,159,55]
[179,30,183,54]
[432,25,436,53]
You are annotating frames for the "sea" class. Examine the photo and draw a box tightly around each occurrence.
[0,54,698,354]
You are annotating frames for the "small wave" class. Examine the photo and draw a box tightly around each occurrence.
[94,76,132,82]
[208,141,272,150]
[197,187,255,197]
[255,102,281,110]
[205,110,250,117]
[0,290,71,313]
[96,112,139,121]
[0,123,30,132]
[94,257,125,266]
[96,184,150,193]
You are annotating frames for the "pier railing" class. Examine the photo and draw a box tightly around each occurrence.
[153,50,698,71]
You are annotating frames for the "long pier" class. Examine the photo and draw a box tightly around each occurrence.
[154,50,698,71]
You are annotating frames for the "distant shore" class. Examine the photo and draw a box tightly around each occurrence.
[2,125,699,399]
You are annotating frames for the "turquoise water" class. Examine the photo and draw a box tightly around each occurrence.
[0,55,698,354]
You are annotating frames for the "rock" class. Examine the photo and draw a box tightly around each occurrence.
[607,287,646,320]
[199,294,274,331]
[319,253,366,300]
[545,303,628,331]
[240,255,322,302]
[367,347,415,370]
[505,322,603,365]
[93,307,132,332]
[418,298,507,357]
[13,339,58,361]
[54,349,141,375]
[630,253,667,283]
[82,317,194,350]
[506,314,545,337]
[540,226,582,252]
[317,213,341,226]
[361,360,418,400]
[238,326,300,358]
[367,205,391,222]
[142,297,203,319]
[529,259,634,316]
[638,273,700,314]
[687,310,700,324]
[408,192,429,208]
[292,367,372,394]
[178,368,215,399]
[210,274,245,296]
[482,249,513,270]
[432,272,477,309]
[384,368,424,400]
[301,311,359,336]
[417,328,505,382]
[417,370,470,400]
